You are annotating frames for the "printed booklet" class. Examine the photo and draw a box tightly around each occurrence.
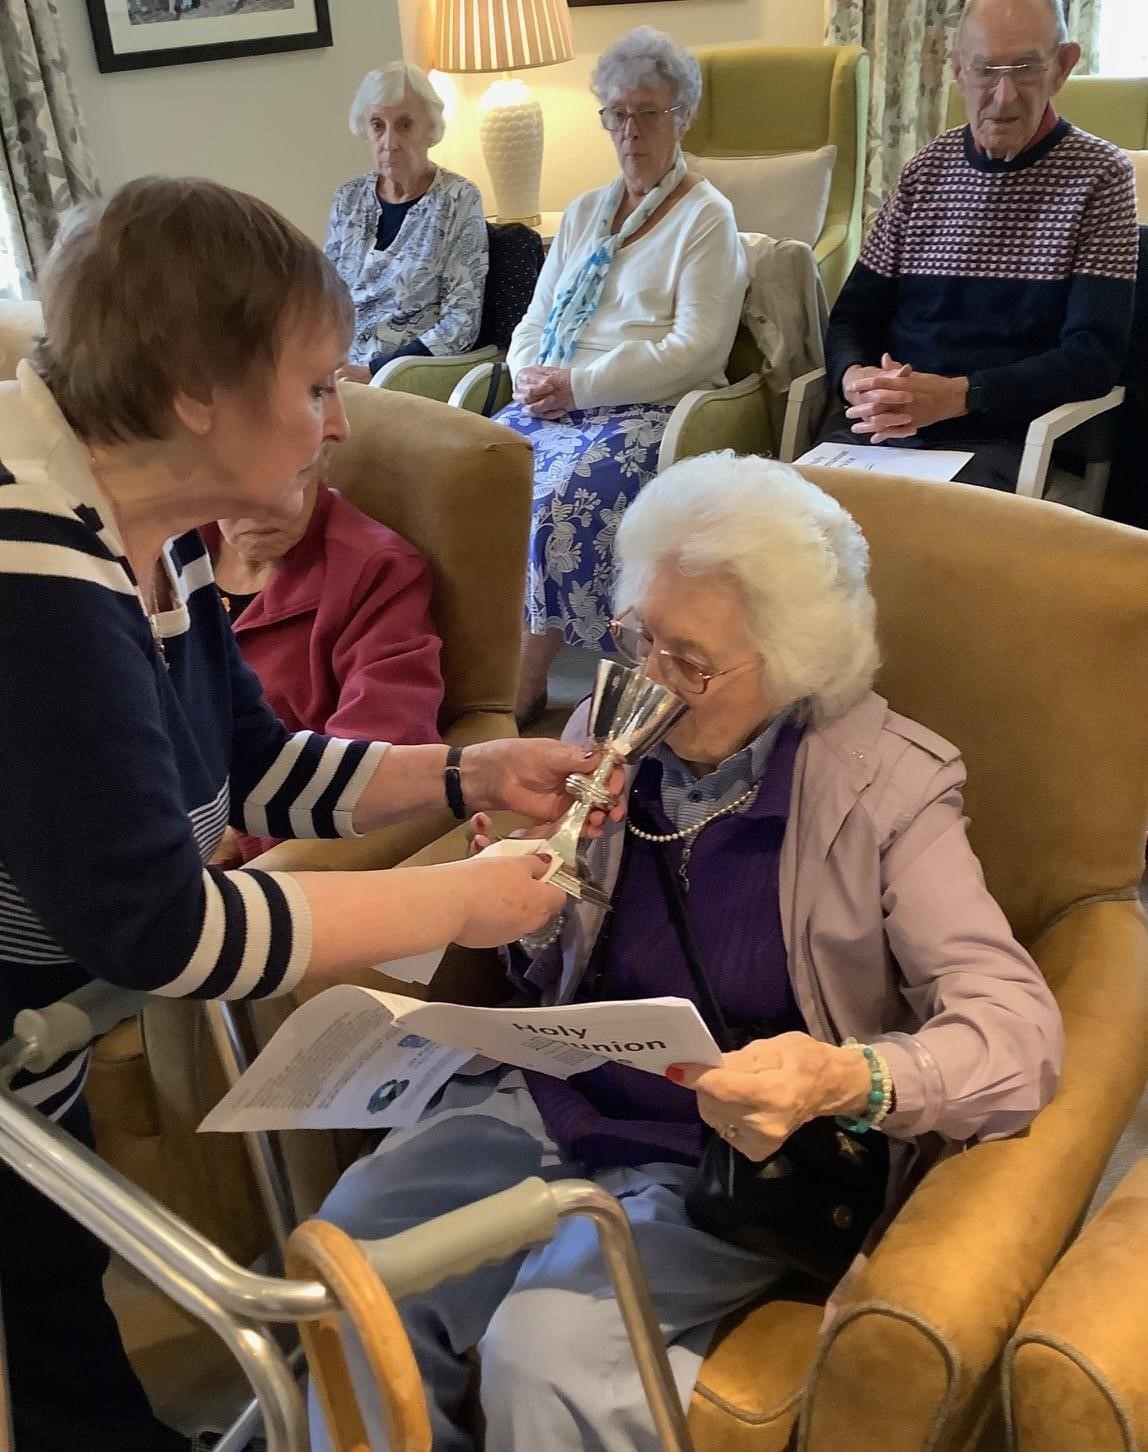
[199,984,724,1133]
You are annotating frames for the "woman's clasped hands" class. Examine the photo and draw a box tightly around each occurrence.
[514,365,576,420]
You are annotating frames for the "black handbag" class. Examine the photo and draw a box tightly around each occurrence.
[637,816,890,1287]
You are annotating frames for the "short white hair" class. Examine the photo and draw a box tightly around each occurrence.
[590,27,702,123]
[958,0,1068,50]
[348,63,445,145]
[614,453,880,727]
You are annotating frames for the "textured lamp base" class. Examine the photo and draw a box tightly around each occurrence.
[479,77,544,225]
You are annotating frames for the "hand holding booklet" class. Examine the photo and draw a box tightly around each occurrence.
[199,985,724,1134]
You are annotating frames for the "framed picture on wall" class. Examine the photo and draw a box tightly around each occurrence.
[85,0,333,74]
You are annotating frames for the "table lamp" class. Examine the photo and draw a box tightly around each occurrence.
[434,0,575,225]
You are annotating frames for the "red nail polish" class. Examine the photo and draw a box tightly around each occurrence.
[664,1066,684,1084]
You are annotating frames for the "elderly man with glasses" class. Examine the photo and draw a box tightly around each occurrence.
[821,0,1138,492]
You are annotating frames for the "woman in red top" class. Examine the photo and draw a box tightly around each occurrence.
[204,464,444,859]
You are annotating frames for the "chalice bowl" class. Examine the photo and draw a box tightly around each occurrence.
[543,659,688,907]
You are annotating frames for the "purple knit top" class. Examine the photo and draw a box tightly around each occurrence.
[525,720,805,1169]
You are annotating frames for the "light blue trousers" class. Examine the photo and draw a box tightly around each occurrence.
[307,1071,784,1452]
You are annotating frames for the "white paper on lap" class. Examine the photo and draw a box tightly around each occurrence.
[797,442,975,482]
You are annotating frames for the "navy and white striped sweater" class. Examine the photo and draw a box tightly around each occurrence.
[0,364,386,1119]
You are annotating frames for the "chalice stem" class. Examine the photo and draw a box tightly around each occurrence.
[545,756,616,870]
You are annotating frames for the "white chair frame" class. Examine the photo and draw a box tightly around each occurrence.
[780,368,1125,513]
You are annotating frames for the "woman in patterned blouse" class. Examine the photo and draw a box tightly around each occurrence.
[327,63,489,383]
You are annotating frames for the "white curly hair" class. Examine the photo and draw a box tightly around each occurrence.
[348,63,446,146]
[590,27,702,123]
[613,453,880,727]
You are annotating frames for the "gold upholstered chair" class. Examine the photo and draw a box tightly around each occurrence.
[357,468,1148,1451]
[1002,1154,1148,1451]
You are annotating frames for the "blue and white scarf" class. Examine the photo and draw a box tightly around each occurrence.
[537,154,688,368]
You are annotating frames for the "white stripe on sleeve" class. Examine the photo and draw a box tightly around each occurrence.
[331,740,390,837]
[0,541,136,594]
[156,870,227,997]
[218,868,271,1000]
[241,732,311,838]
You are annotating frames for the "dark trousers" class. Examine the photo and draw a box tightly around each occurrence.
[0,1100,188,1452]
[818,403,1024,492]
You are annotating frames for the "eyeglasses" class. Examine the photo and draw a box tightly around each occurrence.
[608,612,760,697]
[966,57,1054,88]
[598,104,684,133]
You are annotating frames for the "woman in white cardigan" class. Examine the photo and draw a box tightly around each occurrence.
[504,27,746,725]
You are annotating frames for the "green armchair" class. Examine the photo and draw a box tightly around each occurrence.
[448,327,773,469]
[370,345,500,405]
[684,45,870,303]
[945,75,1148,147]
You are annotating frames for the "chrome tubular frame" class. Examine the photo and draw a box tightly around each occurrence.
[0,988,694,1452]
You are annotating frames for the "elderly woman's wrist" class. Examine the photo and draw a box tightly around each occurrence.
[825,1043,881,1118]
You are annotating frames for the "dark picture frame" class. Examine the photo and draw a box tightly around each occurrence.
[85,0,332,75]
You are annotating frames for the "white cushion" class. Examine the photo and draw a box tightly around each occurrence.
[686,146,837,248]
[1124,150,1148,224]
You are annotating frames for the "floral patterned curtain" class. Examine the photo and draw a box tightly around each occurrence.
[826,0,1103,229]
[1064,0,1102,74]
[0,0,98,299]
[826,0,966,227]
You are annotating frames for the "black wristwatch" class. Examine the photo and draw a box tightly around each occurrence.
[965,379,987,415]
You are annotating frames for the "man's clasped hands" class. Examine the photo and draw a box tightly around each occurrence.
[842,353,969,443]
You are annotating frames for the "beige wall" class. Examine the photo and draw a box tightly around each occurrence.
[422,0,827,214]
[56,0,407,243]
[59,0,825,239]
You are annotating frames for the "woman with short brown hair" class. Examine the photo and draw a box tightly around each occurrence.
[0,175,595,1451]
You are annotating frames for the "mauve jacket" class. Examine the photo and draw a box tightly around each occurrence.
[522,691,1064,1201]
[203,485,444,857]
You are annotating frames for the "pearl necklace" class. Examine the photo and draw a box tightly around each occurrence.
[629,783,759,891]
[625,783,758,844]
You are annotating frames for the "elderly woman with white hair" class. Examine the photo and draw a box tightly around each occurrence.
[326,62,488,383]
[308,453,1062,1452]
[504,26,747,727]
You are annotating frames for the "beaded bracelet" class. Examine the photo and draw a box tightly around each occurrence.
[836,1039,893,1134]
[518,911,566,955]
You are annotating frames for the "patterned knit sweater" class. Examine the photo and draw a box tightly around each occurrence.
[825,119,1139,444]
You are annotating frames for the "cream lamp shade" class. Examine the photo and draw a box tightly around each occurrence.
[434,0,575,225]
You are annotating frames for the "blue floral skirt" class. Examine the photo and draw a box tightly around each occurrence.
[496,402,673,647]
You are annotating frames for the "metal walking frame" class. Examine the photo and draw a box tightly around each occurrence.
[0,985,694,1452]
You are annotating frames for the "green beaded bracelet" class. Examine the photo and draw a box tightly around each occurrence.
[836,1039,891,1134]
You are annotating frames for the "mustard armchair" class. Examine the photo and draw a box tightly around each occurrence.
[946,74,1148,147]
[684,45,870,304]
[250,383,531,875]
[355,472,1148,1451]
[1003,1153,1148,1451]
